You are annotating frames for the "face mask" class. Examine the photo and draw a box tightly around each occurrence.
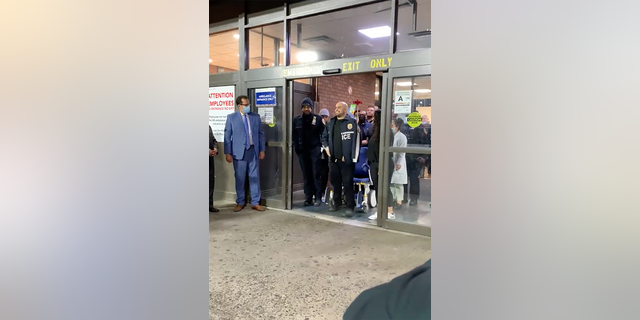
[422,122,428,126]
[391,127,396,134]
[359,116,365,123]
[242,106,251,114]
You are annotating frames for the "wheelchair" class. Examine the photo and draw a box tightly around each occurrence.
[325,147,377,210]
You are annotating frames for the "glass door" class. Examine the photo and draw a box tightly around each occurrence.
[379,65,431,236]
[246,79,289,209]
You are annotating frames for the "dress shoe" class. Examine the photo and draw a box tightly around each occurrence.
[234,204,245,212]
[343,209,354,218]
[252,205,265,211]
[314,200,321,206]
[303,201,313,206]
[209,207,219,212]
[328,205,341,212]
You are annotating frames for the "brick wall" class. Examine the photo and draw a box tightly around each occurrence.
[317,73,377,116]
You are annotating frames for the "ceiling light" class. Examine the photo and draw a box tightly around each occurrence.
[358,26,391,39]
[279,48,285,53]
[397,82,417,86]
[296,51,318,63]
[414,89,431,93]
[396,32,400,35]
[233,34,239,39]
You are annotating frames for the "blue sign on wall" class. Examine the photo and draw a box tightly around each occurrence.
[255,87,277,107]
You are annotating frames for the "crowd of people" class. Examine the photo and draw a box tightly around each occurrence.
[208,95,431,219]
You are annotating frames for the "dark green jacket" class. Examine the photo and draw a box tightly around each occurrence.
[343,260,431,320]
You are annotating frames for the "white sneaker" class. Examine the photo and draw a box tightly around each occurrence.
[369,213,395,220]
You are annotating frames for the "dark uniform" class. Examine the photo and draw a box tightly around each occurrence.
[321,115,360,216]
[404,122,430,205]
[292,98,326,205]
[209,125,219,212]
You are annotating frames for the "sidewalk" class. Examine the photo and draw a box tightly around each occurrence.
[209,205,431,320]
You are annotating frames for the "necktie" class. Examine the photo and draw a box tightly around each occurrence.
[243,114,250,149]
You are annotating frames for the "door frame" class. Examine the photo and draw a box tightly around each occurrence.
[380,64,432,236]
[246,78,289,209]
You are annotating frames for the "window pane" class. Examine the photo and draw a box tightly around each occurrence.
[386,151,431,226]
[396,0,431,52]
[390,75,431,148]
[209,29,240,74]
[247,22,285,69]
[289,1,392,65]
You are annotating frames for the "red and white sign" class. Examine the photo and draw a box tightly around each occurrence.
[209,85,236,142]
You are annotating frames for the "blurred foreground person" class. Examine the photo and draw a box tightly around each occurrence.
[343,259,431,320]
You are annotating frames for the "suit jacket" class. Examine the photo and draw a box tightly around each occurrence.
[223,111,265,160]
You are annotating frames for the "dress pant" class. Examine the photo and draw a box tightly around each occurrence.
[209,157,215,206]
[330,160,355,209]
[233,146,261,206]
[297,146,323,202]
[406,162,423,201]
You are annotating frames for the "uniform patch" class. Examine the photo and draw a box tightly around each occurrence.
[312,117,316,125]
[347,123,353,130]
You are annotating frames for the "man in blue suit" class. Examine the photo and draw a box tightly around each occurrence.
[224,95,266,212]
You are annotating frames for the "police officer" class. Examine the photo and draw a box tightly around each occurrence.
[321,101,361,217]
[292,98,325,206]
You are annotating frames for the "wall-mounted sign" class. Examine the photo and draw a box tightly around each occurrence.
[209,85,236,142]
[406,112,422,128]
[342,57,393,73]
[255,87,276,107]
[394,90,412,114]
[257,107,274,125]
[283,65,323,77]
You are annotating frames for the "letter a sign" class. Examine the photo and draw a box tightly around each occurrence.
[394,90,412,114]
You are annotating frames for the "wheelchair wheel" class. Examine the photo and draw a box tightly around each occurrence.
[324,187,332,204]
[367,189,377,208]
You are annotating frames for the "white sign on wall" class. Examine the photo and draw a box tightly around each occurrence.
[394,90,413,114]
[257,107,274,125]
[209,85,236,142]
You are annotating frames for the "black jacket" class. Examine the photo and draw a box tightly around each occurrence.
[292,113,324,154]
[209,125,218,168]
[321,116,361,164]
[405,123,430,165]
[343,260,431,320]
